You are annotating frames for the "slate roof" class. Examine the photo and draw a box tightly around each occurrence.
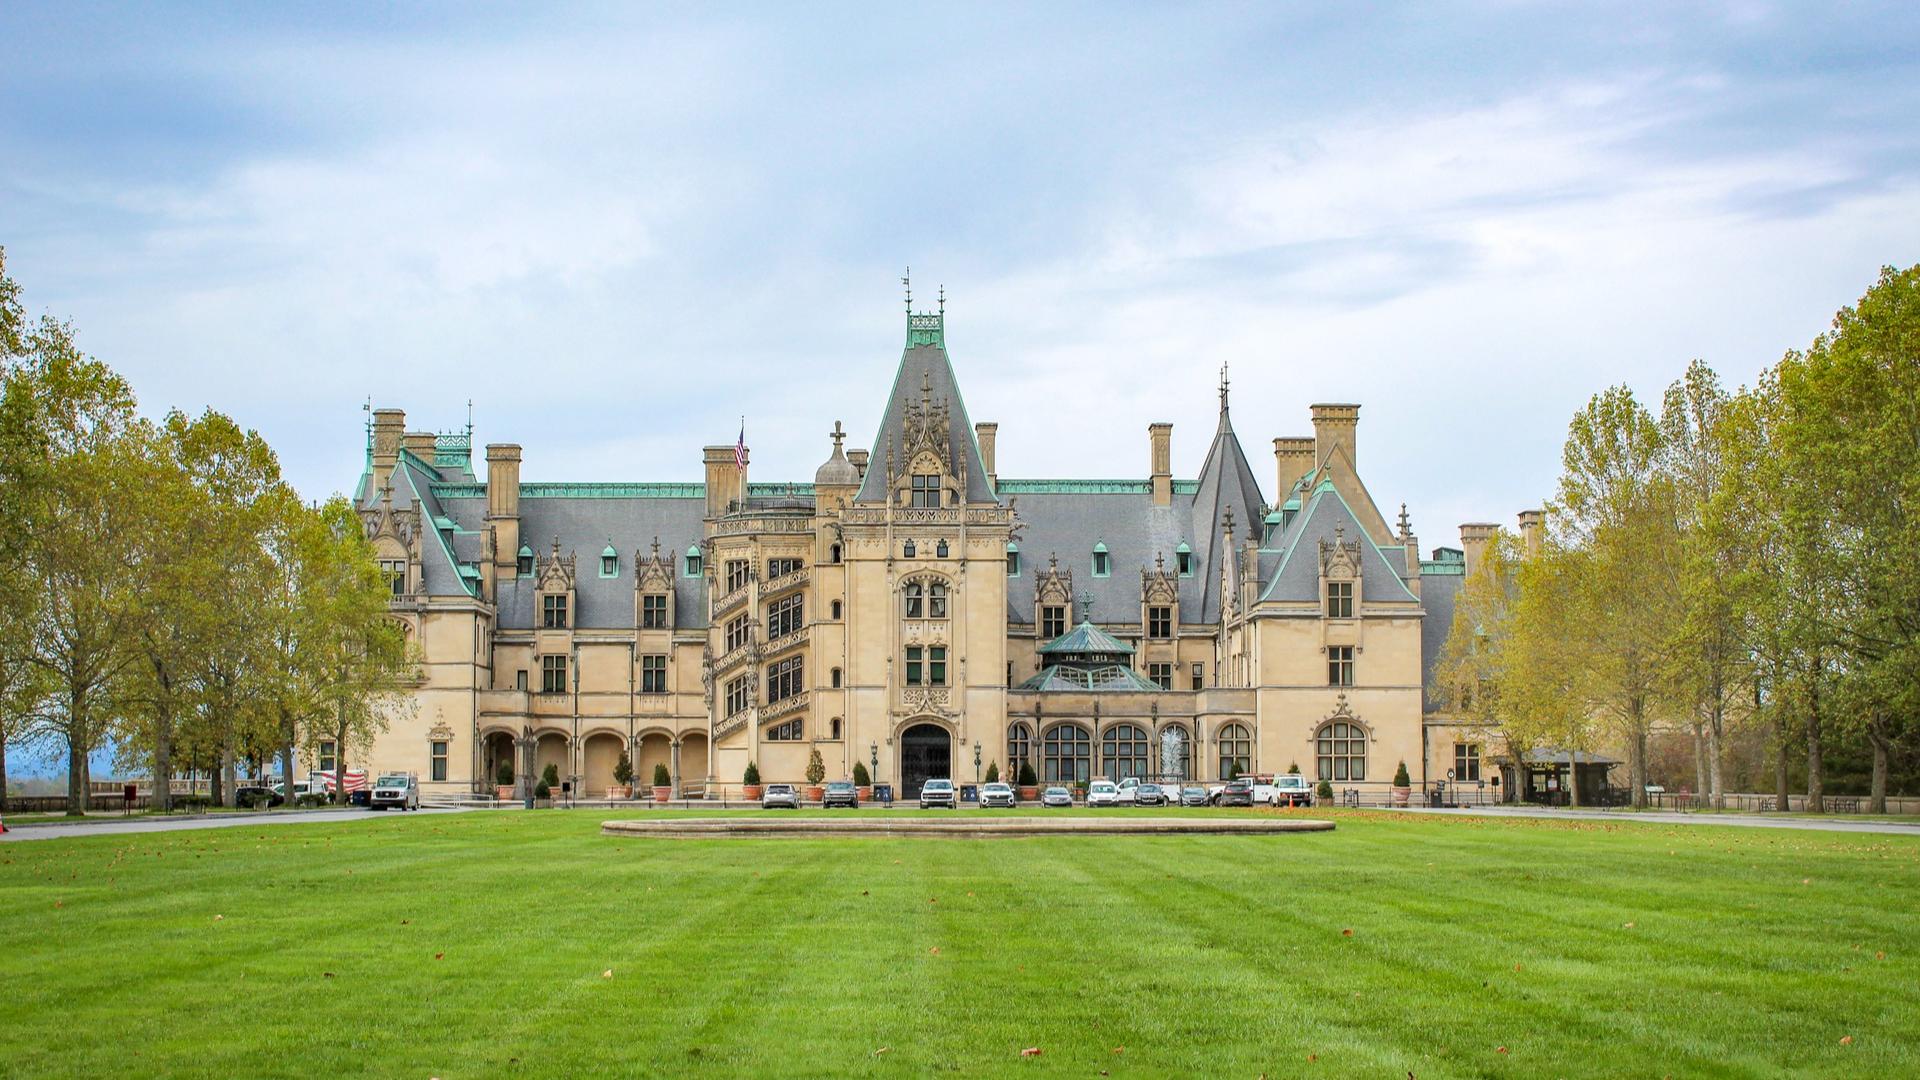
[1420,571,1461,708]
[481,494,710,630]
[1187,394,1268,621]
[1006,488,1202,624]
[1254,481,1419,606]
[853,314,997,506]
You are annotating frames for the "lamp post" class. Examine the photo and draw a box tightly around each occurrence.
[974,741,982,783]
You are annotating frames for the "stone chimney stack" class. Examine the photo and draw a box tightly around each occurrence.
[1459,522,1499,579]
[371,408,405,493]
[975,422,998,490]
[1149,422,1173,506]
[1517,509,1546,558]
[403,431,437,463]
[1272,436,1315,503]
[485,444,522,571]
[848,448,869,481]
[1310,404,1360,472]
[704,445,746,518]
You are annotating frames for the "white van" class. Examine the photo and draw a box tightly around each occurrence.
[369,773,420,811]
[1086,780,1120,807]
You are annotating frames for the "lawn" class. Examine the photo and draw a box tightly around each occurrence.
[2,810,1914,1078]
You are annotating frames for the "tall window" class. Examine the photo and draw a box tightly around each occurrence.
[903,539,916,558]
[380,560,406,596]
[911,474,942,507]
[935,539,949,558]
[641,594,668,629]
[829,543,841,564]
[641,654,667,694]
[1326,580,1353,619]
[1092,544,1110,577]
[830,599,842,619]
[1149,662,1172,689]
[724,674,752,716]
[904,646,945,685]
[1007,545,1021,576]
[683,547,702,577]
[724,559,751,592]
[767,594,804,639]
[1102,724,1149,781]
[903,582,924,618]
[318,740,337,774]
[1160,726,1192,781]
[766,656,804,703]
[1041,605,1066,639]
[725,614,751,653]
[1317,720,1367,782]
[767,717,803,741]
[1176,547,1194,576]
[767,557,802,579]
[602,552,619,577]
[1217,723,1251,778]
[905,646,923,685]
[516,548,534,577]
[1328,645,1355,686]
[541,594,568,629]
[430,740,448,782]
[829,717,842,739]
[830,667,842,688]
[1148,606,1172,638]
[1043,724,1091,785]
[927,582,948,619]
[1190,662,1204,690]
[1453,742,1480,781]
[928,646,947,685]
[541,654,569,694]
[515,669,527,691]
[1007,722,1032,779]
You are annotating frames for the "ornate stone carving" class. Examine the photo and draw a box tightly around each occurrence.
[1320,523,1361,579]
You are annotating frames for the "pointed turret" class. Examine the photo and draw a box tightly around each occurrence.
[1189,367,1266,622]
[854,279,997,505]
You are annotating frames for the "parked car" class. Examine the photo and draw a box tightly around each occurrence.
[1179,785,1209,806]
[1218,778,1255,807]
[1134,782,1169,806]
[234,785,282,809]
[979,782,1016,808]
[822,780,859,808]
[368,773,419,811]
[762,782,799,809]
[1086,780,1119,807]
[920,778,957,809]
[1041,786,1073,808]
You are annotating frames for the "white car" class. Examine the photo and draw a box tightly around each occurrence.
[1086,780,1119,807]
[919,778,957,809]
[761,783,799,809]
[369,773,419,811]
[979,782,1016,808]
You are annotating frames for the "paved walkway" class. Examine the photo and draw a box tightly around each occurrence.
[1396,804,1920,835]
[1,806,460,842]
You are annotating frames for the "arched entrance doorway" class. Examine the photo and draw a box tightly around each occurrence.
[899,723,951,799]
[482,731,516,789]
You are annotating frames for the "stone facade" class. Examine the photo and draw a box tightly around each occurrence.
[351,303,1507,802]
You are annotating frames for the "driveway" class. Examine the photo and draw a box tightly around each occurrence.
[1396,804,1920,835]
[2,806,462,842]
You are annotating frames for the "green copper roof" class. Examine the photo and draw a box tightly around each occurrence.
[997,479,1201,495]
[1037,620,1135,657]
[1017,664,1164,692]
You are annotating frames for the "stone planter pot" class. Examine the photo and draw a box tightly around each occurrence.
[742,785,763,801]
[653,785,672,803]
[806,785,826,803]
[1018,786,1039,802]
[1390,786,1411,807]
[494,785,516,801]
[857,786,872,802]
[606,785,630,800]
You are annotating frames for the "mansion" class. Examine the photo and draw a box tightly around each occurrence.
[354,302,1534,801]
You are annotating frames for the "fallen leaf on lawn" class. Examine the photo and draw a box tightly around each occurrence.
[1840,1036,1853,1046]
[928,947,940,955]
[873,1047,890,1056]
[1514,963,1523,972]
[323,972,335,978]
[213,914,224,921]
[967,891,975,896]
[928,897,937,903]
[861,890,869,896]
[1020,1047,1042,1057]
[602,969,613,978]
[1622,922,1636,929]
[400,919,410,925]
[1496,1046,1508,1054]
[1341,928,1353,937]
[1307,1054,1318,1062]
[1111,1046,1123,1054]
[1876,951,1886,960]
[1803,878,1811,885]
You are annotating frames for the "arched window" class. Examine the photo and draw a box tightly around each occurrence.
[1006,541,1021,577]
[928,581,948,619]
[903,582,924,618]
[1158,725,1192,782]
[1102,724,1150,781]
[683,545,703,577]
[1007,722,1032,780]
[1091,541,1110,577]
[1316,720,1367,782]
[1217,723,1251,779]
[831,599,843,619]
[1043,724,1091,785]
[516,545,535,577]
[831,667,842,688]
[830,717,843,740]
[829,543,842,564]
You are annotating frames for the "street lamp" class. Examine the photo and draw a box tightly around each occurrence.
[974,741,982,783]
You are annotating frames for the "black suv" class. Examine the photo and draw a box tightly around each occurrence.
[1218,778,1254,807]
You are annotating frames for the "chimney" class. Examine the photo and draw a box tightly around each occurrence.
[975,422,998,490]
[1272,436,1315,503]
[370,408,405,493]
[1459,522,1499,579]
[848,448,869,481]
[1310,404,1360,472]
[704,445,745,518]
[403,431,436,463]
[485,444,521,571]
[1148,422,1173,506]
[1517,509,1545,558]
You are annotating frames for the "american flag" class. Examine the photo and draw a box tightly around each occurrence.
[734,419,747,470]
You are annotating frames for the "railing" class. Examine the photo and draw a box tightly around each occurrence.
[763,625,808,657]
[715,708,752,740]
[713,639,753,675]
[762,567,808,597]
[711,583,750,618]
[761,691,809,722]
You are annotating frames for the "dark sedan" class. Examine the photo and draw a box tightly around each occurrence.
[822,780,859,808]
[1134,783,1169,806]
[1218,778,1254,807]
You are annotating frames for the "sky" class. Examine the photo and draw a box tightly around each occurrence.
[3,2,1918,547]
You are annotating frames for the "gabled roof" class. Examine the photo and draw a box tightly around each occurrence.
[1255,480,1420,606]
[1188,385,1266,620]
[853,309,997,505]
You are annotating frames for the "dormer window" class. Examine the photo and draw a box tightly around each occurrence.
[1006,542,1021,577]
[379,560,406,596]
[516,546,534,577]
[683,545,703,577]
[1091,542,1111,577]
[541,594,568,629]
[1326,580,1353,619]
[641,594,668,629]
[1175,542,1193,577]
[600,545,619,578]
[911,474,942,508]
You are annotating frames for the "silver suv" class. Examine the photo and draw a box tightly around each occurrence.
[919,778,956,809]
[761,783,799,810]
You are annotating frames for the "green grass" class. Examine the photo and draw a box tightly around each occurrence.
[2,809,1915,1078]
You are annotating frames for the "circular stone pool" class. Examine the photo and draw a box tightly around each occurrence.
[601,816,1335,839]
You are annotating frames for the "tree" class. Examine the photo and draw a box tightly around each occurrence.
[804,747,826,786]
[984,760,999,785]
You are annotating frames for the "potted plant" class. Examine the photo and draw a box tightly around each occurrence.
[495,761,516,801]
[804,748,827,803]
[533,778,552,807]
[852,761,872,801]
[1391,761,1412,807]
[1287,762,1301,775]
[984,761,1000,786]
[1017,760,1039,802]
[652,762,673,803]
[610,753,634,799]
[1316,779,1334,805]
[742,761,762,802]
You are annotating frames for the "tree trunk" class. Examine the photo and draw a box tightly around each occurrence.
[1805,673,1824,814]
[1868,722,1889,816]
[335,716,351,806]
[153,702,173,815]
[1692,721,1707,800]
[219,742,235,808]
[1627,706,1649,809]
[1773,727,1789,811]
[0,736,8,813]
[68,742,88,815]
[279,711,298,812]
[1707,700,1725,810]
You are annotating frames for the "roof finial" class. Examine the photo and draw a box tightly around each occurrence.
[466,398,474,439]
[938,284,945,314]
[1076,588,1095,623]
[1219,363,1230,410]
[903,266,912,313]
[830,420,845,450]
[651,535,661,558]
[1397,502,1411,538]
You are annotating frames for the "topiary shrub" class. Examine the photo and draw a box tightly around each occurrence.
[852,761,871,786]
[1226,760,1244,781]
[1393,761,1411,787]
[743,760,760,785]
[1316,779,1333,800]
[1018,760,1037,787]
[805,748,826,786]
[294,793,330,808]
[534,780,551,800]
[653,762,671,788]
[541,763,560,788]
[614,754,635,787]
[496,761,515,786]
[1287,762,1301,775]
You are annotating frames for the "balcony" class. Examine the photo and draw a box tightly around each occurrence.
[763,624,808,658]
[762,566,808,598]
[712,582,750,619]
[761,690,809,723]
[715,707,753,741]
[714,639,754,676]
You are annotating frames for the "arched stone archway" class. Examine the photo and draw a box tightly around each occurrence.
[638,732,672,791]
[535,732,570,790]
[899,722,951,799]
[583,732,625,796]
[482,731,516,789]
